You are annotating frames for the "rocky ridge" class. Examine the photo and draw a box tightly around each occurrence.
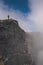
[0,19,32,65]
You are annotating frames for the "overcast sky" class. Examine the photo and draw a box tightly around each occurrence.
[0,0,43,32]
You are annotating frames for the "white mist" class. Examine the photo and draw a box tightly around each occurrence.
[31,32,43,65]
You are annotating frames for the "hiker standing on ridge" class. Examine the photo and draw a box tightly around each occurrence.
[8,15,10,20]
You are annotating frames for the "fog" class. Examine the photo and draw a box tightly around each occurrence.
[26,32,43,65]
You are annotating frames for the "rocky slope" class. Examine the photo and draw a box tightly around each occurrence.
[0,19,32,65]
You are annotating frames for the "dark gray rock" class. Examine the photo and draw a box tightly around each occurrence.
[0,19,32,65]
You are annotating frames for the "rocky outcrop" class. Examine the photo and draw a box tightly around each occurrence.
[0,19,32,65]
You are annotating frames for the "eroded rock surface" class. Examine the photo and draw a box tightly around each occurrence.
[0,19,32,65]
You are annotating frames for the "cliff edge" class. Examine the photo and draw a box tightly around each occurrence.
[0,19,32,65]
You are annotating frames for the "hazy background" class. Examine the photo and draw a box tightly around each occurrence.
[0,0,43,65]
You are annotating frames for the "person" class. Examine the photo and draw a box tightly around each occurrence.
[7,15,10,20]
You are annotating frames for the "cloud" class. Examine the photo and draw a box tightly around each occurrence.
[0,0,43,32]
[28,0,43,64]
[28,0,43,32]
